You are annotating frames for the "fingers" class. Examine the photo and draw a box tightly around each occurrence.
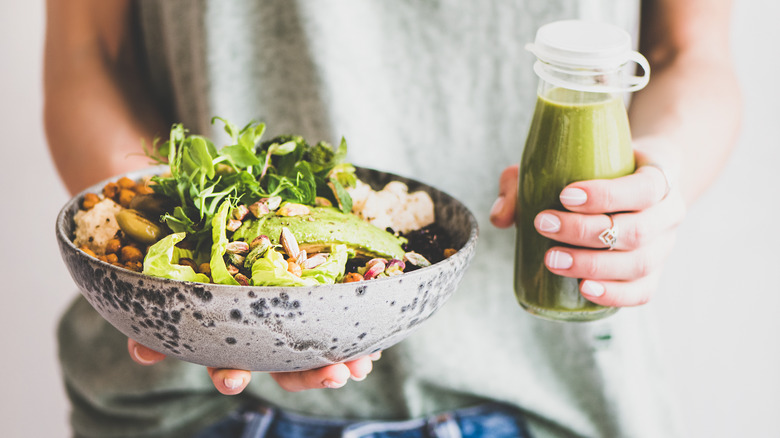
[490,165,519,228]
[534,197,685,251]
[579,274,662,307]
[127,338,166,365]
[536,182,684,307]
[206,367,252,395]
[343,356,374,381]
[128,339,251,396]
[559,165,674,214]
[543,233,676,307]
[207,354,380,395]
[198,354,380,395]
[270,352,382,392]
[545,233,676,281]
[129,338,382,395]
[271,363,352,392]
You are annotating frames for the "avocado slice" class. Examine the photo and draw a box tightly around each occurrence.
[232,207,406,260]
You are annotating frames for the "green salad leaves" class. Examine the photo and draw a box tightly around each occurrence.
[142,233,210,283]
[145,118,357,255]
[132,118,429,287]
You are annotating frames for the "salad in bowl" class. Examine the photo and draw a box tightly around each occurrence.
[57,118,478,371]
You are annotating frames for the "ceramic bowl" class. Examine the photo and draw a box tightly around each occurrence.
[56,167,478,372]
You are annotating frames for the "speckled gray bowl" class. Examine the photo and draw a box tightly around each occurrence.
[56,166,478,372]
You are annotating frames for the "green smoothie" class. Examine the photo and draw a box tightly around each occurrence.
[515,87,635,321]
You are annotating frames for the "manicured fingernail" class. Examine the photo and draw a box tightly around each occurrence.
[133,345,156,365]
[536,213,560,233]
[546,250,573,270]
[351,374,366,382]
[560,188,587,206]
[224,378,243,390]
[581,280,605,297]
[323,379,346,389]
[490,196,505,218]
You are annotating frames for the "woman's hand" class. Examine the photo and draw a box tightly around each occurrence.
[128,339,381,395]
[488,1,740,309]
[490,149,686,307]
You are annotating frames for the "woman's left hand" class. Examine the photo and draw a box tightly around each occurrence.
[490,150,686,307]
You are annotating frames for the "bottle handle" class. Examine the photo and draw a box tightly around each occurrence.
[529,47,651,94]
[624,51,650,92]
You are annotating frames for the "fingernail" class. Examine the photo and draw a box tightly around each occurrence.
[351,374,366,382]
[224,378,243,390]
[536,213,560,233]
[581,280,605,297]
[133,345,157,365]
[489,196,505,218]
[546,250,573,270]
[323,379,346,389]
[560,188,587,206]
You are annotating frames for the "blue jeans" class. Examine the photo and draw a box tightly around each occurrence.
[193,403,531,438]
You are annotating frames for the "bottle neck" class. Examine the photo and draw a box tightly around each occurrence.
[537,78,623,104]
[532,52,649,94]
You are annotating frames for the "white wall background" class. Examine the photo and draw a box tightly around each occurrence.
[0,1,777,437]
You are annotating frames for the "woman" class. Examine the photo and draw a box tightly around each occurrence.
[45,1,740,436]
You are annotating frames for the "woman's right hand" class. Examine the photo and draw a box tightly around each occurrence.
[128,338,381,394]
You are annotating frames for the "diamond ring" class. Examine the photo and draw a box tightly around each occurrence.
[598,215,618,250]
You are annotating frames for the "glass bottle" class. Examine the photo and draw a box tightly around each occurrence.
[515,20,650,322]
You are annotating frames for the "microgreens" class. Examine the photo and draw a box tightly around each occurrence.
[144,118,356,254]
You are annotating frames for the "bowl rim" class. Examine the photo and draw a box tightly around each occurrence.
[56,165,479,294]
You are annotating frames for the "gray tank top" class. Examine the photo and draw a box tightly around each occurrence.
[57,1,685,437]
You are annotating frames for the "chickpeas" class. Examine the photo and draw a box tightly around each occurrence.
[79,246,97,258]
[81,193,100,210]
[78,177,166,273]
[117,177,136,190]
[101,176,157,207]
[134,184,155,195]
[102,182,119,199]
[124,261,143,272]
[342,272,364,283]
[105,238,121,255]
[118,189,136,208]
[120,245,144,264]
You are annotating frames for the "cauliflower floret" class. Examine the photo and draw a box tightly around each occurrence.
[73,199,123,255]
[348,180,435,234]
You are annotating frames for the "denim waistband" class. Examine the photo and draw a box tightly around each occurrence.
[194,402,531,438]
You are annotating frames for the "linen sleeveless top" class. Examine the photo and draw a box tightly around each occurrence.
[58,1,686,437]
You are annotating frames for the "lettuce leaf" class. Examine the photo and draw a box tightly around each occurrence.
[250,247,318,287]
[250,244,349,286]
[209,200,240,285]
[142,232,210,283]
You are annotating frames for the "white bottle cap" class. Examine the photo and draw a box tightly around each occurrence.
[526,20,650,92]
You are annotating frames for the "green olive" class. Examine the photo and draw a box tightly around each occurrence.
[115,209,164,245]
[128,193,174,217]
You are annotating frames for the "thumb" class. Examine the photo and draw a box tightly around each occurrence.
[490,165,518,228]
